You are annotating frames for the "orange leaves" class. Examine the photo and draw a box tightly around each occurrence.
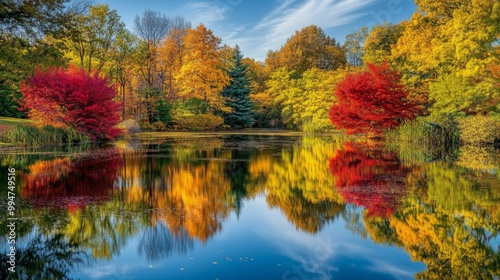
[175,24,229,111]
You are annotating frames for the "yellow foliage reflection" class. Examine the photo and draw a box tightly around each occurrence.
[258,136,346,233]
[363,161,500,279]
[117,145,232,243]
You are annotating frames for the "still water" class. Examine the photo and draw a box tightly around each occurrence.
[1,134,499,279]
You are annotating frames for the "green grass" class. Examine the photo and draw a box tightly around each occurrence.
[1,125,90,147]
[385,119,460,164]
[0,116,34,126]
[0,117,90,147]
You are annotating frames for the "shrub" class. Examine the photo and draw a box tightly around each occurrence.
[173,98,210,116]
[117,119,141,134]
[152,121,167,131]
[20,66,121,141]
[458,115,500,145]
[329,63,417,135]
[173,114,224,131]
[138,117,154,131]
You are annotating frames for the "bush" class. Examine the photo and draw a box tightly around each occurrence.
[329,63,417,135]
[155,100,172,125]
[173,98,210,115]
[20,66,121,141]
[458,115,500,145]
[1,125,89,146]
[173,114,224,131]
[138,117,154,131]
[152,121,167,131]
[117,119,141,134]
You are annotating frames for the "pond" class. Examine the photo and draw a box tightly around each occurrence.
[1,134,499,279]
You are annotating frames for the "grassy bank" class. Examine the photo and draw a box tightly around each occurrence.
[0,117,90,147]
[1,125,90,147]
[386,116,500,164]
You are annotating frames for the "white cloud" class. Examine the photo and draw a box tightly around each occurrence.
[367,259,418,280]
[184,2,229,26]
[224,0,378,61]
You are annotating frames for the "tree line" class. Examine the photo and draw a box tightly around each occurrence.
[1,0,499,141]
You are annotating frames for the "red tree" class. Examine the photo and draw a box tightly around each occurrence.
[20,66,121,141]
[329,63,417,135]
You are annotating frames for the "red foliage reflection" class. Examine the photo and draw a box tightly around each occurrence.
[21,147,123,210]
[329,143,410,217]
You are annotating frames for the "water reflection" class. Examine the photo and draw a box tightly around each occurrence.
[329,142,411,218]
[0,230,91,279]
[20,146,122,210]
[261,137,345,233]
[0,136,499,279]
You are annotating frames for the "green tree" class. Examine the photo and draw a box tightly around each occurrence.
[109,28,138,121]
[221,45,254,129]
[0,0,87,117]
[66,4,126,72]
[363,23,402,65]
[343,27,368,67]
[428,73,500,117]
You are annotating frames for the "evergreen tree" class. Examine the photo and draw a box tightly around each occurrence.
[222,45,254,129]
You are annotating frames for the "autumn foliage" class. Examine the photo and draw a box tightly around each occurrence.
[20,66,121,141]
[329,63,417,135]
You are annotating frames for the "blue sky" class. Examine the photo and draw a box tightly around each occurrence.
[95,0,417,61]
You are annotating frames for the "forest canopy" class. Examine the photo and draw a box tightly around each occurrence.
[0,0,498,138]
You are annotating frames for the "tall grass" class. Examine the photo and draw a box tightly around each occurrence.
[1,125,90,147]
[385,119,460,164]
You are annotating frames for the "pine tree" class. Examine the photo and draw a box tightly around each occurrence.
[221,45,255,129]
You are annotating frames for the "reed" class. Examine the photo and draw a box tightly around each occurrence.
[1,125,90,146]
[385,119,460,164]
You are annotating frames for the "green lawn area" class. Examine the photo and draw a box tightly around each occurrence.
[0,117,34,126]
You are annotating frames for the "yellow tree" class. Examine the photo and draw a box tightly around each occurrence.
[266,67,345,131]
[392,0,500,116]
[158,17,191,99]
[363,23,403,65]
[265,25,346,74]
[175,24,229,111]
[243,57,274,127]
